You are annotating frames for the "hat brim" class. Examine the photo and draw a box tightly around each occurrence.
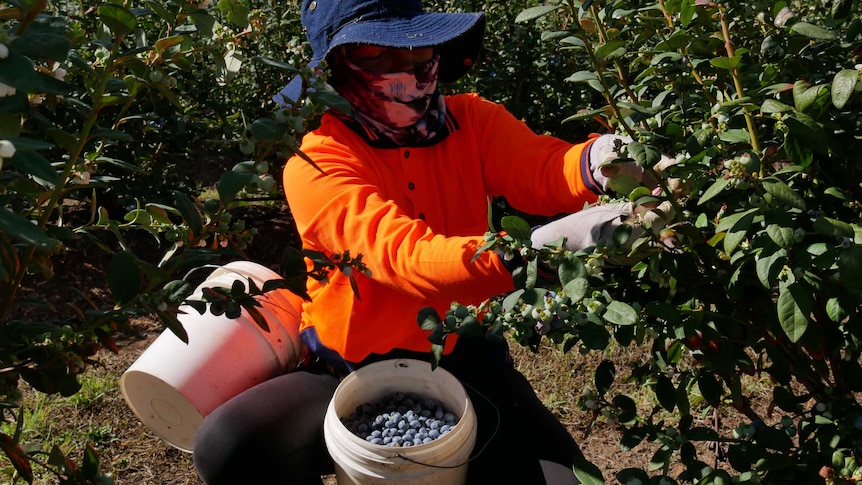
[274,11,485,107]
[328,11,485,83]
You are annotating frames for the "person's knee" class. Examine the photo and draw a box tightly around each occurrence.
[192,406,247,484]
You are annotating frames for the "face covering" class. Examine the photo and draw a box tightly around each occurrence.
[331,50,447,146]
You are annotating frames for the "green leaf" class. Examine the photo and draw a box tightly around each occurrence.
[813,216,854,239]
[603,300,638,325]
[9,150,61,185]
[502,289,525,312]
[784,113,827,153]
[772,387,798,412]
[626,142,661,168]
[565,70,598,83]
[654,374,676,412]
[540,30,569,42]
[762,177,806,210]
[190,11,216,36]
[595,40,627,61]
[832,0,854,18]
[718,129,750,144]
[5,136,53,151]
[0,208,52,250]
[173,191,202,236]
[559,36,586,48]
[217,171,256,205]
[558,254,587,285]
[562,107,609,123]
[579,321,611,350]
[217,0,249,28]
[613,394,637,424]
[250,117,287,141]
[698,177,731,206]
[755,425,794,451]
[252,56,300,73]
[515,5,561,23]
[595,360,616,395]
[760,99,793,114]
[309,90,353,114]
[562,277,590,303]
[0,51,38,90]
[839,246,862,297]
[826,297,846,323]
[755,248,787,288]
[572,454,605,485]
[616,102,662,116]
[790,22,836,40]
[710,56,741,71]
[10,32,71,61]
[687,426,719,441]
[784,134,813,167]
[619,429,647,451]
[108,251,141,304]
[766,224,794,248]
[649,445,673,471]
[793,81,829,113]
[832,69,858,109]
[98,3,138,36]
[502,215,532,240]
[715,207,758,234]
[0,93,29,114]
[417,307,441,331]
[777,283,810,342]
[91,127,134,142]
[96,156,145,173]
[696,371,724,406]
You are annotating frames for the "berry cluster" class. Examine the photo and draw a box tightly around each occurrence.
[340,392,459,447]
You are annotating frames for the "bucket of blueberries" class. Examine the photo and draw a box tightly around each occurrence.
[323,358,477,484]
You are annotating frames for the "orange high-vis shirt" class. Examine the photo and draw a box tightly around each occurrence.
[282,93,600,368]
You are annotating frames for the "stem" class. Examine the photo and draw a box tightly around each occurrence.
[657,0,675,29]
[580,33,636,138]
[13,0,46,35]
[718,5,761,154]
[589,5,639,104]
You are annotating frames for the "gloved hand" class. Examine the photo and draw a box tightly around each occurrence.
[589,134,680,195]
[530,201,678,266]
[530,202,643,265]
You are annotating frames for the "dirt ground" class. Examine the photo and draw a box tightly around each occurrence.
[5,204,756,484]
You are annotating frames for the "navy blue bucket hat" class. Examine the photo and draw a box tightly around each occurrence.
[273,0,486,106]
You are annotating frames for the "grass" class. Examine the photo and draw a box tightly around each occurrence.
[1,371,122,484]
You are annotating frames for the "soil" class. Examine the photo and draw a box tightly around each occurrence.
[5,203,760,485]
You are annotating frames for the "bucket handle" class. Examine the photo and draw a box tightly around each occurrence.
[394,381,499,469]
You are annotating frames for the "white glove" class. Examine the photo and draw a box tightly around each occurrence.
[530,202,645,265]
[531,201,679,265]
[590,134,678,194]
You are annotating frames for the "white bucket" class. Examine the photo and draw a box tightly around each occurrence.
[120,261,306,452]
[324,359,477,485]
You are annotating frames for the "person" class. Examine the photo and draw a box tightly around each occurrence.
[191,1,665,483]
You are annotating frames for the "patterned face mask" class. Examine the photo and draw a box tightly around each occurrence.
[338,53,440,128]
[332,50,447,145]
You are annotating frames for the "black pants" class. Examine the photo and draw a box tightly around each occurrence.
[192,337,582,484]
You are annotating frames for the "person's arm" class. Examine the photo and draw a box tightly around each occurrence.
[461,94,602,215]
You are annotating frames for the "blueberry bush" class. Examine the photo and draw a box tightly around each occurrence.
[0,0,354,481]
[3,0,861,483]
[421,0,862,483]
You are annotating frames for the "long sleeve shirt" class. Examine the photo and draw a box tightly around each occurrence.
[282,92,599,369]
